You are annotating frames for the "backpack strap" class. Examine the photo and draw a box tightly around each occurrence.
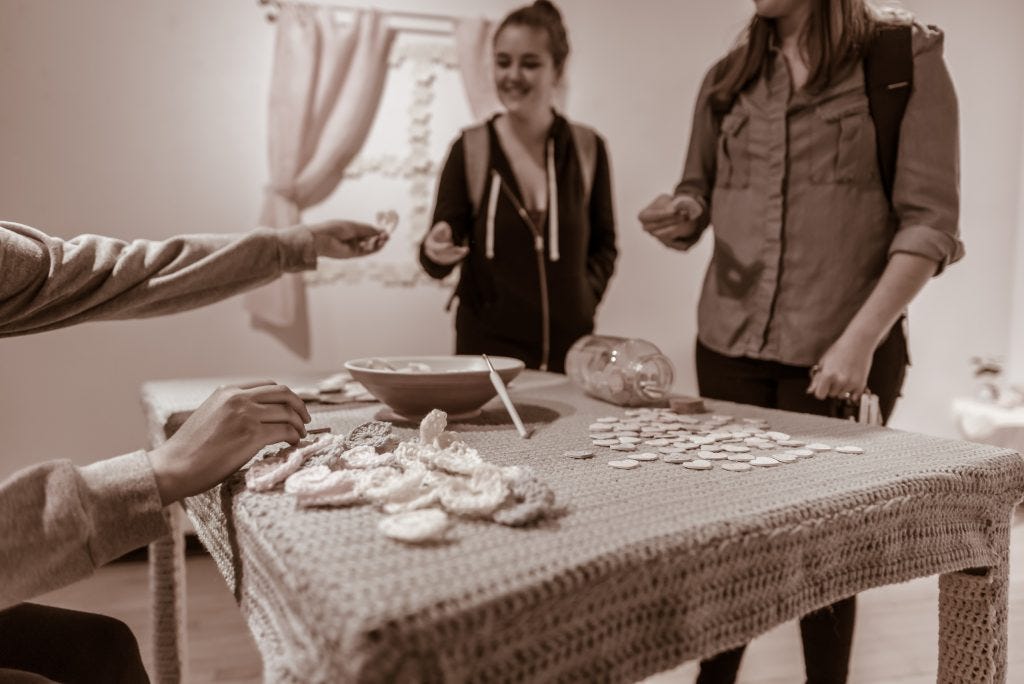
[568,123,598,205]
[863,23,914,204]
[464,120,599,213]
[462,122,491,217]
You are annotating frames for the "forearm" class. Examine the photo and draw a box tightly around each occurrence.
[842,253,936,348]
[0,453,168,608]
[0,222,316,336]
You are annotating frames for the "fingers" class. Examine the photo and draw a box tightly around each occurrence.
[807,369,864,401]
[428,221,454,244]
[316,220,381,240]
[256,404,308,437]
[245,385,311,423]
[261,422,303,447]
[642,216,688,233]
[228,379,278,391]
[672,195,703,220]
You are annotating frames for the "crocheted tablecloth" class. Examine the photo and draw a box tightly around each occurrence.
[142,371,1024,684]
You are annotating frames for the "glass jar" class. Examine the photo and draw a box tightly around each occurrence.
[565,335,675,406]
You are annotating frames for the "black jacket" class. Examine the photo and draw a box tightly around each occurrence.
[419,113,617,373]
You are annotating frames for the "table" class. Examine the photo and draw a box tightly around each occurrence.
[142,371,1024,683]
[952,396,1024,454]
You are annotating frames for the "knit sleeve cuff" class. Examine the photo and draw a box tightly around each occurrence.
[78,451,169,566]
[267,226,318,273]
[888,223,965,276]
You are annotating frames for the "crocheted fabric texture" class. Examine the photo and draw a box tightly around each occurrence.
[143,372,1024,684]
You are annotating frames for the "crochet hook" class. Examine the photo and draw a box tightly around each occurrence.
[483,354,530,439]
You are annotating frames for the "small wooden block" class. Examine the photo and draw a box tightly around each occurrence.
[669,395,707,415]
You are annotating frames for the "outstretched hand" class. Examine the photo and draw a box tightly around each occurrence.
[306,220,390,259]
[146,381,310,505]
[423,221,469,266]
[639,193,703,250]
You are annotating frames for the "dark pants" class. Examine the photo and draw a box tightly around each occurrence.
[0,603,149,683]
[694,322,908,684]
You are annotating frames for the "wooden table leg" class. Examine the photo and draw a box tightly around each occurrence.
[149,504,188,684]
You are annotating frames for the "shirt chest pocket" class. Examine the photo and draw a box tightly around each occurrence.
[809,100,878,185]
[716,110,751,189]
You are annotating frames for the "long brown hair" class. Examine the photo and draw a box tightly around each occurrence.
[710,0,908,110]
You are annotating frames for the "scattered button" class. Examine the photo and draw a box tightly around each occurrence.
[836,445,864,454]
[608,459,640,470]
[722,462,752,472]
[564,449,594,459]
[683,459,713,470]
[750,456,781,467]
[726,453,754,462]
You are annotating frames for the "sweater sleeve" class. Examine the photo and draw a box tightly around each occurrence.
[0,221,317,336]
[419,136,473,280]
[586,135,618,303]
[0,452,168,608]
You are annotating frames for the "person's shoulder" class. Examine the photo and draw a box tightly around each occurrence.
[909,21,945,58]
[561,117,608,151]
[874,8,945,58]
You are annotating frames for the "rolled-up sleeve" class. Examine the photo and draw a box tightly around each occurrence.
[888,24,964,274]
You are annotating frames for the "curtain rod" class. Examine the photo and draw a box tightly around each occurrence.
[257,0,459,35]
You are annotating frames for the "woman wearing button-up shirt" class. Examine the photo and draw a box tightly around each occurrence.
[640,0,961,682]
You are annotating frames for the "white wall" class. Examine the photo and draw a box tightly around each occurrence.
[1,0,1022,478]
[1008,103,1024,384]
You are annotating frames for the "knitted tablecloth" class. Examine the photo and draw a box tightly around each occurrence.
[142,371,1024,684]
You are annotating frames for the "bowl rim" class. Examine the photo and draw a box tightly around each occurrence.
[343,354,525,378]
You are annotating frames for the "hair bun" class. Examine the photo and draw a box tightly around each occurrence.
[532,0,563,22]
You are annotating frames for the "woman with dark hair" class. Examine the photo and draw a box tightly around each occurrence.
[419,0,617,373]
[639,0,961,681]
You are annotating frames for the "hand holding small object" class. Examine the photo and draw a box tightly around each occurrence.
[146,381,311,505]
[638,194,703,250]
[424,221,469,266]
[303,220,389,259]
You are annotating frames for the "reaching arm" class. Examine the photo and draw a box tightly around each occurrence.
[0,219,387,337]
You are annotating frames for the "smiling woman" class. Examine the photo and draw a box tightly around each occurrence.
[418,0,618,374]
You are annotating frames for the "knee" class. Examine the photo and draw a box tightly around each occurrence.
[82,615,148,682]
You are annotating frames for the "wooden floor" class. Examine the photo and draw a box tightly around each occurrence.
[35,508,1024,683]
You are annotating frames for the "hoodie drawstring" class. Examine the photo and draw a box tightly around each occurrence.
[546,140,559,262]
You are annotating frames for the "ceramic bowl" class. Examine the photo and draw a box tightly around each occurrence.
[344,355,525,420]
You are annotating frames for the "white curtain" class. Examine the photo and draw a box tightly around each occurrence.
[454,17,502,120]
[245,5,395,356]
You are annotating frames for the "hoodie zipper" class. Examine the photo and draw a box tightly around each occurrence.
[497,177,551,373]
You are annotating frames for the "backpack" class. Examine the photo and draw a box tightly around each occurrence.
[713,24,913,203]
[461,120,599,217]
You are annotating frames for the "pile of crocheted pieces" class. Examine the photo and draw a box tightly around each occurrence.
[244,409,555,543]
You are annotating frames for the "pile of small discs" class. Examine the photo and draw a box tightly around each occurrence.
[563,407,865,473]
